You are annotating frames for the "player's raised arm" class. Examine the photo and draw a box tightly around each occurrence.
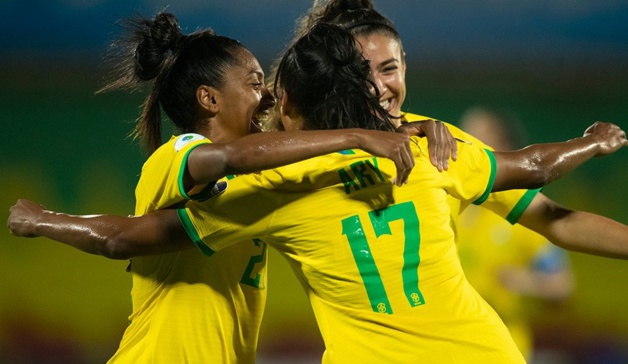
[492,121,626,191]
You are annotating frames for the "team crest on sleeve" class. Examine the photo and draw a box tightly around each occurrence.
[174,133,206,151]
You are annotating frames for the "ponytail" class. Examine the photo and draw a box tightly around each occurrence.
[98,12,244,154]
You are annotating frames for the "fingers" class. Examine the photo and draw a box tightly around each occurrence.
[392,139,414,186]
[399,142,414,185]
[7,204,20,236]
[396,119,457,171]
[394,135,414,186]
[7,199,43,238]
[424,120,457,172]
[585,122,628,155]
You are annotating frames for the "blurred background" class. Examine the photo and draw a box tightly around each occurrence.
[1,1,627,363]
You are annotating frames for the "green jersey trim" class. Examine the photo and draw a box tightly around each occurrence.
[473,149,497,206]
[506,188,543,224]
[176,208,215,256]
[178,142,211,200]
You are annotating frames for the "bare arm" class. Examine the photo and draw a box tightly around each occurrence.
[492,121,627,191]
[187,128,413,187]
[6,130,414,259]
[8,199,189,260]
[518,193,628,259]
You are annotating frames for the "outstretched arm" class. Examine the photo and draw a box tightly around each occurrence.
[8,199,188,260]
[492,121,627,191]
[518,193,628,259]
[188,128,413,187]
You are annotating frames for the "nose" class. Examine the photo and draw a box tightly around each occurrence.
[372,74,387,97]
[261,84,277,108]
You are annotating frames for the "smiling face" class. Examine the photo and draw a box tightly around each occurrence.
[212,48,275,141]
[355,33,406,127]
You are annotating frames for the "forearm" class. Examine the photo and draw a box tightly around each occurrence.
[542,211,628,259]
[519,197,628,259]
[221,129,364,174]
[494,121,626,191]
[188,129,362,183]
[493,136,600,191]
[25,210,190,259]
[26,210,125,258]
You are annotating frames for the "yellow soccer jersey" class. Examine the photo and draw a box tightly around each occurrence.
[458,205,569,358]
[178,138,525,363]
[109,134,267,364]
[402,112,541,241]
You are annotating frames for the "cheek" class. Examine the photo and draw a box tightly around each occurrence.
[390,75,406,99]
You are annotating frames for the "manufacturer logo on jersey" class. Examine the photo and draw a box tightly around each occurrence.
[197,181,228,202]
[209,181,228,198]
[174,133,206,152]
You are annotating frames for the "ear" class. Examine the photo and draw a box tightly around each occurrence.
[401,51,407,69]
[279,91,302,130]
[196,85,220,115]
[279,91,289,117]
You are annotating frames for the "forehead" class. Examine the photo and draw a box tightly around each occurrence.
[229,47,264,78]
[355,33,402,61]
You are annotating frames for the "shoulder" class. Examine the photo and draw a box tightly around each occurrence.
[403,112,491,149]
[172,133,209,152]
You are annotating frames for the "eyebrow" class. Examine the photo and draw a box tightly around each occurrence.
[378,58,399,68]
[249,70,264,79]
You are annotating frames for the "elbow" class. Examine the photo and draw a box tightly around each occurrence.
[527,158,557,188]
[219,146,241,175]
[99,233,136,260]
[528,170,553,189]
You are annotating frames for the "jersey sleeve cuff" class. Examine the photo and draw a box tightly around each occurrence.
[178,143,213,200]
[176,208,215,256]
[473,149,497,206]
[505,188,543,224]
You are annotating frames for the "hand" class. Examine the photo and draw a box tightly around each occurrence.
[583,121,628,156]
[396,119,458,171]
[7,199,46,238]
[357,130,414,186]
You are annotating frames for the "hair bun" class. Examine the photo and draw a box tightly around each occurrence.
[343,0,374,11]
[150,12,183,51]
[133,12,182,80]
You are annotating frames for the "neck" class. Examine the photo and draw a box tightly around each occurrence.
[194,119,240,143]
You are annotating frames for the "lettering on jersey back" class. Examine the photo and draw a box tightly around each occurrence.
[338,158,386,195]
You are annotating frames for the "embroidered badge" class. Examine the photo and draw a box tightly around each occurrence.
[174,133,206,151]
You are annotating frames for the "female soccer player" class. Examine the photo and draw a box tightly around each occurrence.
[292,0,628,261]
[9,23,627,363]
[39,11,422,364]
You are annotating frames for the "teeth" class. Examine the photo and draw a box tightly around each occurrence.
[380,100,390,110]
[254,113,269,124]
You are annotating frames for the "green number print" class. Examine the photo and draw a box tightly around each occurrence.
[341,201,425,314]
[240,239,267,288]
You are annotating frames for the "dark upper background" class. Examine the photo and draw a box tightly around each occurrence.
[3,0,628,64]
[1,1,627,363]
